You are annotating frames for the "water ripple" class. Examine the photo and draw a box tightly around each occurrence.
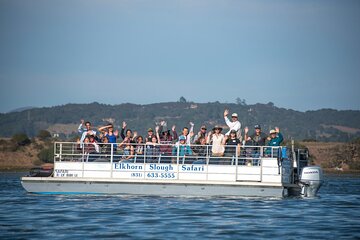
[1,173,360,239]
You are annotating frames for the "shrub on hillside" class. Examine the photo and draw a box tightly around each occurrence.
[38,146,54,163]
[37,130,52,141]
[11,133,31,146]
[348,160,360,170]
[0,139,15,151]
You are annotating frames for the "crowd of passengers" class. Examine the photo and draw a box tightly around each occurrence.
[76,109,284,164]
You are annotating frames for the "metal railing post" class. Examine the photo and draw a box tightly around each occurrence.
[177,144,180,164]
[235,145,238,181]
[54,142,57,163]
[206,145,209,181]
[176,145,180,180]
[110,143,114,178]
[81,143,85,178]
[59,143,63,162]
[260,146,263,182]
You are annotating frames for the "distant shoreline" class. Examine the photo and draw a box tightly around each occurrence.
[322,169,360,175]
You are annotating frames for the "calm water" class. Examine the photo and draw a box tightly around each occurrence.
[0,173,359,239]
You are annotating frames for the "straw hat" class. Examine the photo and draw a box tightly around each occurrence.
[212,125,223,131]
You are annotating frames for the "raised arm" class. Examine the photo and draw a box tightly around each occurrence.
[189,122,194,134]
[187,122,195,145]
[237,142,241,156]
[171,125,178,141]
[120,121,126,140]
[93,141,100,153]
[80,131,87,143]
[244,127,249,141]
[206,131,212,144]
[98,124,112,132]
[222,135,228,145]
[158,120,166,134]
[132,131,138,141]
[78,119,85,133]
[276,127,283,143]
[155,126,161,144]
[118,137,128,147]
[224,109,232,127]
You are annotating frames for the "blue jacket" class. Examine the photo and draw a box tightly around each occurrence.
[172,144,192,156]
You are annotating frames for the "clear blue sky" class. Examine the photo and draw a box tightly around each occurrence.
[0,0,359,113]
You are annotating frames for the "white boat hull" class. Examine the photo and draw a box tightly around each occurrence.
[21,177,298,198]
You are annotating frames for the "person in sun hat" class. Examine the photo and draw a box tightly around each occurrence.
[265,127,284,156]
[145,127,155,143]
[223,109,241,139]
[207,125,225,157]
[267,127,283,146]
[193,124,209,144]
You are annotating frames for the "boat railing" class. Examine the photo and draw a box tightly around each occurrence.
[53,142,290,183]
[54,142,282,165]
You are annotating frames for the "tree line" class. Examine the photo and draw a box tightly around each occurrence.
[1,101,360,142]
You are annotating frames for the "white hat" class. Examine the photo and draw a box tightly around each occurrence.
[270,129,276,134]
[231,113,238,118]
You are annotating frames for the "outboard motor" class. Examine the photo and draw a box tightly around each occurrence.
[299,166,323,197]
[28,166,53,177]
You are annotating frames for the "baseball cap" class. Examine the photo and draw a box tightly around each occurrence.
[179,135,186,141]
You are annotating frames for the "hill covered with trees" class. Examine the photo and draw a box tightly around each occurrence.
[1,100,360,142]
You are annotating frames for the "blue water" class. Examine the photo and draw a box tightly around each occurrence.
[1,173,359,239]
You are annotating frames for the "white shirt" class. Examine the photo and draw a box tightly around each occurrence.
[211,134,225,154]
[224,117,241,135]
[78,123,86,134]
[80,130,97,143]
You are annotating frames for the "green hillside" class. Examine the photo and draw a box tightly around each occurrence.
[1,101,360,142]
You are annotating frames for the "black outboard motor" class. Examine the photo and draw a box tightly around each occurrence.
[29,166,53,177]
